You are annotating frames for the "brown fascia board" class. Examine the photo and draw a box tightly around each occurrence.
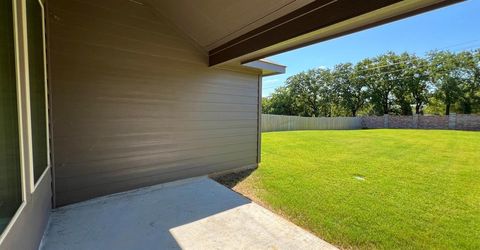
[208,0,464,66]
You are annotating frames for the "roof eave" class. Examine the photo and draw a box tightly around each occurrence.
[242,60,286,76]
[209,0,464,67]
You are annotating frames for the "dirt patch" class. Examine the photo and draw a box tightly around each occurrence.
[212,169,268,208]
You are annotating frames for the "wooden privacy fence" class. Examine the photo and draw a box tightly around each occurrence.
[262,114,362,132]
[262,114,480,132]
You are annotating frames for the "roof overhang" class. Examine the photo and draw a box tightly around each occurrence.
[242,60,286,76]
[208,0,463,66]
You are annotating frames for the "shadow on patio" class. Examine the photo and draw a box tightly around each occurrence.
[40,177,335,250]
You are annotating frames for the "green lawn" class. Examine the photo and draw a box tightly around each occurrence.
[234,130,480,249]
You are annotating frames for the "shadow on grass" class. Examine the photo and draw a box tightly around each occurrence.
[213,168,256,188]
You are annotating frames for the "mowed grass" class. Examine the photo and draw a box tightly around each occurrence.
[235,130,480,249]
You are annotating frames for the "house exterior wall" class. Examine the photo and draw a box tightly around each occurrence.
[46,0,261,206]
[0,171,51,250]
[0,1,51,249]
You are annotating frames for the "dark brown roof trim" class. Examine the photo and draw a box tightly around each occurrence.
[209,0,402,66]
[209,0,463,66]
[242,0,465,64]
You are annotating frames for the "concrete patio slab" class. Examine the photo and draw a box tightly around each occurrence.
[40,177,336,250]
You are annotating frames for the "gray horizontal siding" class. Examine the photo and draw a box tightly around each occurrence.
[48,0,260,206]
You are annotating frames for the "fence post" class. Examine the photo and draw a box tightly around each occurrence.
[412,114,419,129]
[288,116,292,131]
[448,113,456,130]
[383,114,389,128]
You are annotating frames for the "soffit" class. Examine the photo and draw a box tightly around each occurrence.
[148,0,314,51]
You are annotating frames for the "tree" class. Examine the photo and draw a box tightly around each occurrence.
[287,68,334,117]
[262,50,480,117]
[333,63,368,116]
[424,97,445,115]
[262,87,296,115]
[400,53,430,114]
[285,71,318,117]
[457,50,480,114]
[359,53,403,115]
[471,49,480,113]
[429,51,465,115]
[262,97,272,114]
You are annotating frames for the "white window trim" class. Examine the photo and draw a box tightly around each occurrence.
[22,0,51,193]
[0,0,28,243]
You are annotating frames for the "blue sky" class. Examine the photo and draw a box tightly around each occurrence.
[263,0,480,97]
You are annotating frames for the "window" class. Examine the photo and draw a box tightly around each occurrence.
[0,0,23,233]
[26,0,48,183]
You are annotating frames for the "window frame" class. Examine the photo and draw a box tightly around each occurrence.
[0,0,28,241]
[23,0,51,192]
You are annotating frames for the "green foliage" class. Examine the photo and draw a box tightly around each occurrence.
[264,50,480,116]
[457,49,480,113]
[401,53,430,114]
[333,63,368,116]
[262,87,296,115]
[365,52,403,115]
[428,51,467,115]
[287,68,335,117]
[423,97,445,115]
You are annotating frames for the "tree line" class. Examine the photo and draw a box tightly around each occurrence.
[262,50,480,117]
